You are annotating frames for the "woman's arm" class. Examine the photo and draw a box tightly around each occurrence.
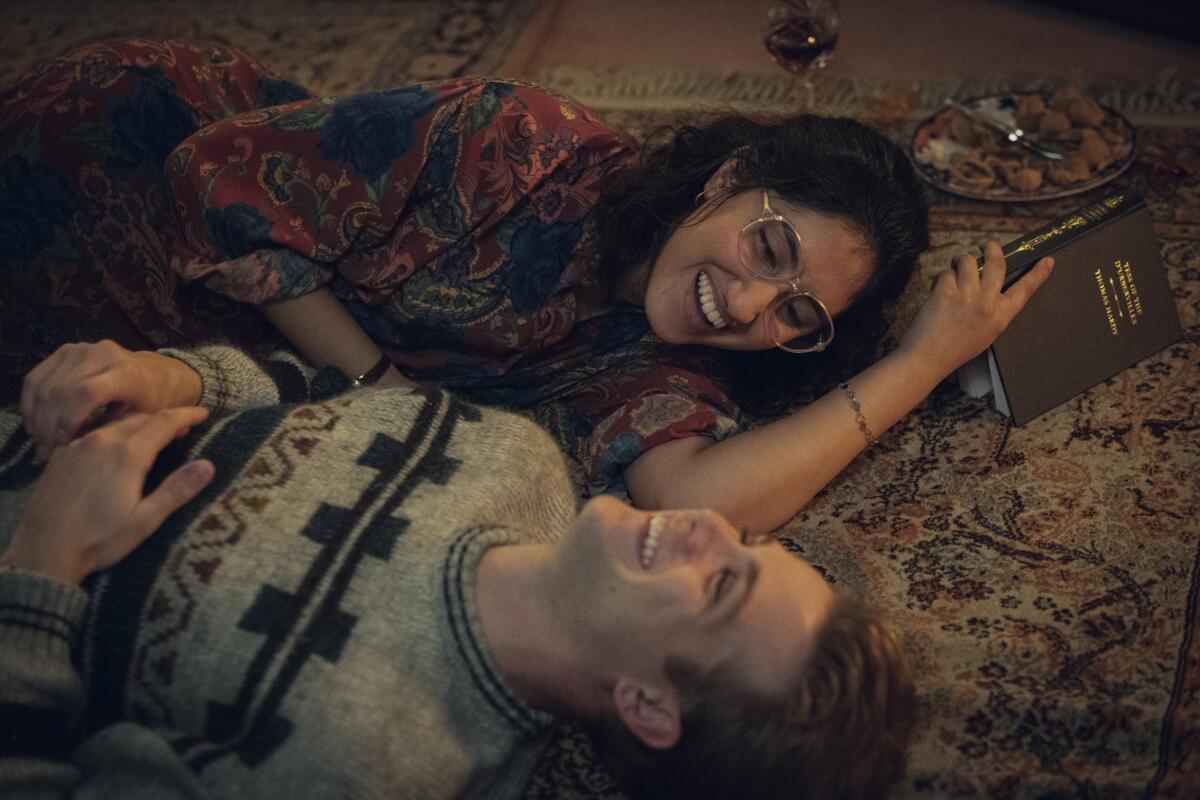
[624,243,1053,534]
[259,287,414,388]
[624,347,942,533]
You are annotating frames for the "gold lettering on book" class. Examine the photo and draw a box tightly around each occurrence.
[1011,194,1124,257]
[1011,215,1088,255]
[1114,258,1143,325]
[1095,268,1118,336]
[1079,194,1124,223]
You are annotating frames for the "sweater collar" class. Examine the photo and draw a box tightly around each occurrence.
[443,525,556,738]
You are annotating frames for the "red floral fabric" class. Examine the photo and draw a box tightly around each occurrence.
[0,38,306,372]
[0,38,742,495]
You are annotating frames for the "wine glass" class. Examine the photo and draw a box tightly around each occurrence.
[763,0,839,112]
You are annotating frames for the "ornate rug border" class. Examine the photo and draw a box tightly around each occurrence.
[526,66,1200,123]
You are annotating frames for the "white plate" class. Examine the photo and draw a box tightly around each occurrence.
[910,92,1136,202]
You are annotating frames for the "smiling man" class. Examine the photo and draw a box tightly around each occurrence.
[0,342,913,799]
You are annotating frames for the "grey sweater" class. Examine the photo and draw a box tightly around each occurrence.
[0,346,578,798]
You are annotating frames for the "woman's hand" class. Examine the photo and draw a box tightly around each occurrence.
[1,407,214,585]
[21,340,202,463]
[897,240,1054,380]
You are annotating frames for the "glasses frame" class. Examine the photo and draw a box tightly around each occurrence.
[738,189,835,353]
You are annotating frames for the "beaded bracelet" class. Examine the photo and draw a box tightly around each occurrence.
[839,381,880,448]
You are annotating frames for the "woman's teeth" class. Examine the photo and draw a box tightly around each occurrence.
[641,514,665,568]
[697,270,727,329]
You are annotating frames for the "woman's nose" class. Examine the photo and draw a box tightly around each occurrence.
[726,279,778,325]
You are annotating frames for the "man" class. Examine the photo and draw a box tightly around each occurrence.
[1,342,913,799]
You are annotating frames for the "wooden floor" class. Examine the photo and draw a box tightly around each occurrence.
[504,0,1200,84]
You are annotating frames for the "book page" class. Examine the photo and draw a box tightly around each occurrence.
[988,349,1010,417]
[957,354,994,399]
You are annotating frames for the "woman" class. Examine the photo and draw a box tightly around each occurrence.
[5,39,1051,533]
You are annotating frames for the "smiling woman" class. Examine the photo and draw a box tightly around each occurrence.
[4,37,1052,534]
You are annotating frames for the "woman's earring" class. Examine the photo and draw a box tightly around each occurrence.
[694,190,708,207]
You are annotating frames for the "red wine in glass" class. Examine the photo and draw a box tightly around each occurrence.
[765,17,838,72]
[763,0,839,110]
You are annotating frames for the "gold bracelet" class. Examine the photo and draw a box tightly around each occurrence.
[839,382,880,448]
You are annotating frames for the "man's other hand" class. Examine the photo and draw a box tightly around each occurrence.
[1,407,214,585]
[21,341,203,464]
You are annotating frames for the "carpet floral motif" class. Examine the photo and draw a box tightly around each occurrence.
[0,0,537,95]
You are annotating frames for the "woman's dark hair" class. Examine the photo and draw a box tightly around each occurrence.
[594,113,930,414]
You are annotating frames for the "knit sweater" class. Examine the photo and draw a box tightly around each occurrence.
[0,346,578,798]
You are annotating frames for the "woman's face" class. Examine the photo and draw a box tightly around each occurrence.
[625,187,874,351]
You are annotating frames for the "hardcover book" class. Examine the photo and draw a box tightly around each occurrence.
[957,189,1183,425]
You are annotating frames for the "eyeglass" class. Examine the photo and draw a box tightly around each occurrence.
[736,189,835,353]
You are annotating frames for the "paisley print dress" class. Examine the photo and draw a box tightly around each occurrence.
[0,38,740,494]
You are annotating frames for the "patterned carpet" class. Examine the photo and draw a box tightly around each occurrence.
[0,0,538,94]
[2,6,1197,797]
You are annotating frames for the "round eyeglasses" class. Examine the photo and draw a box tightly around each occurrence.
[736,189,835,353]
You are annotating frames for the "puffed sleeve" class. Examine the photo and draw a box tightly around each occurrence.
[572,350,744,498]
[163,78,634,307]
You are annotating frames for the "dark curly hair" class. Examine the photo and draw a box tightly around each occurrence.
[594,113,930,414]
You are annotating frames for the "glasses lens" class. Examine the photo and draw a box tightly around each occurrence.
[772,293,833,352]
[739,218,802,281]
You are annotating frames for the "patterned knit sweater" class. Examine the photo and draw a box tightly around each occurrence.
[0,346,578,798]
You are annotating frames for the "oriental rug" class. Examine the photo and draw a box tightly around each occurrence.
[0,0,538,95]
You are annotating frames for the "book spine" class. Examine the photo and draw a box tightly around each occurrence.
[1000,189,1145,287]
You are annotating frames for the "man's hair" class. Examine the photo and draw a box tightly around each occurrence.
[588,590,916,800]
[594,113,930,415]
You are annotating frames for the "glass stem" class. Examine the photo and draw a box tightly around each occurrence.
[801,73,817,113]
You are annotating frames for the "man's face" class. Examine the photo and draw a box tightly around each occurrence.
[551,496,834,697]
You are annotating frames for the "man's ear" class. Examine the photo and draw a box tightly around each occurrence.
[612,678,682,750]
[702,154,740,198]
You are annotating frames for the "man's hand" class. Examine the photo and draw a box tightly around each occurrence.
[897,240,1054,379]
[21,340,202,463]
[1,407,215,585]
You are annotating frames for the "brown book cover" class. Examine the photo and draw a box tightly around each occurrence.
[959,189,1183,425]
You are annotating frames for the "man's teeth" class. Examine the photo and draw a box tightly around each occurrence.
[697,271,727,329]
[641,514,665,569]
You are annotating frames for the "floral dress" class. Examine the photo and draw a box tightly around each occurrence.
[0,38,740,495]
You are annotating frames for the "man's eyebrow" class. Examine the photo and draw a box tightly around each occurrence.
[719,559,759,625]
